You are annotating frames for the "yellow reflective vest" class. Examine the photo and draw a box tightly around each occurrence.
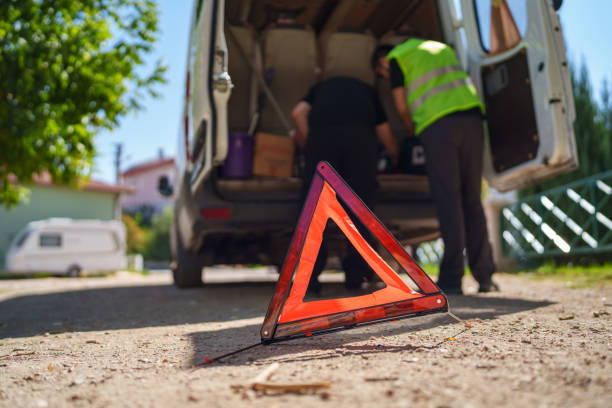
[387,39,484,135]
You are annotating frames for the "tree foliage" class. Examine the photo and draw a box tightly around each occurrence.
[122,213,146,254]
[520,60,612,196]
[0,0,166,207]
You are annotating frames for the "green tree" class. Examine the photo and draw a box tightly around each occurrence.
[520,60,612,196]
[599,77,612,156]
[0,0,166,207]
[142,207,171,261]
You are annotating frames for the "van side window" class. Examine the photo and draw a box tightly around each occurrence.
[474,0,527,54]
[39,233,62,248]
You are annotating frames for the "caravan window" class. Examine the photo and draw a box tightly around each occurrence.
[474,0,527,54]
[39,233,62,247]
[15,230,31,248]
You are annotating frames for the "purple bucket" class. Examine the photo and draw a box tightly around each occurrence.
[221,132,253,178]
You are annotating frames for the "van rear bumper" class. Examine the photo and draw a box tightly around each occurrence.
[176,174,439,265]
[190,196,438,247]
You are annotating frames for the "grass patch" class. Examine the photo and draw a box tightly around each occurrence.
[0,272,55,280]
[412,261,612,289]
[419,263,439,277]
[518,263,612,288]
[416,263,476,278]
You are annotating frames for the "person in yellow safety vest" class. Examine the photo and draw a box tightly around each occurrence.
[372,39,499,295]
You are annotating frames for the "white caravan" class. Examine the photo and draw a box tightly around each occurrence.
[5,218,127,276]
[167,0,577,287]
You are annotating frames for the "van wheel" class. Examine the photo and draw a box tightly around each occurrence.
[171,221,203,288]
[172,266,203,288]
[67,265,82,278]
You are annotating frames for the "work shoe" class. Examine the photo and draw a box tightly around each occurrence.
[478,280,500,293]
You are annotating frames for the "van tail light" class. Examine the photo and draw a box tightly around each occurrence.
[201,207,231,219]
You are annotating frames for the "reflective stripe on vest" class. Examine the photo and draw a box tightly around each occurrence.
[405,64,464,95]
[409,77,473,112]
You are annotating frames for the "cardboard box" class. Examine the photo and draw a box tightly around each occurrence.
[252,132,294,178]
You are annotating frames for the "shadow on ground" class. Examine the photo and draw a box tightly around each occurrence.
[0,280,554,367]
[0,282,272,339]
[187,284,554,367]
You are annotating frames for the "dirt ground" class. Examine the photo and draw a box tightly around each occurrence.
[0,270,611,408]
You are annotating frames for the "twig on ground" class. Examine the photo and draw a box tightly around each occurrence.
[0,352,35,360]
[252,382,331,392]
[232,362,331,396]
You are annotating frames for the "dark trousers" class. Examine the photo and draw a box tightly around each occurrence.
[420,112,496,290]
[303,125,379,290]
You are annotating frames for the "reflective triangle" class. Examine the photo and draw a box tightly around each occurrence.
[261,162,447,342]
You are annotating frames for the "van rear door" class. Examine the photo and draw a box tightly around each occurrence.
[186,0,230,191]
[460,0,577,192]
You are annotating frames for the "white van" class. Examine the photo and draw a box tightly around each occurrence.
[167,0,577,287]
[5,218,127,276]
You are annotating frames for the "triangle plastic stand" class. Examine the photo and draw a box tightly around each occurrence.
[261,161,448,343]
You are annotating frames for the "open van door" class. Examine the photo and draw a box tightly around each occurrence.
[186,0,230,191]
[460,0,577,192]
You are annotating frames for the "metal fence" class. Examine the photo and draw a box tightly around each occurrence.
[415,238,443,265]
[500,170,612,259]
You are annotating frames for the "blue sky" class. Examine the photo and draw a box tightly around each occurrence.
[93,0,612,183]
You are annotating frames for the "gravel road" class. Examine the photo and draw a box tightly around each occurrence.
[0,270,610,407]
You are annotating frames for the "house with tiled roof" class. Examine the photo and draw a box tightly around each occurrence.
[120,154,177,214]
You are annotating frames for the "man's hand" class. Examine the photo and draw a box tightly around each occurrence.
[391,87,415,135]
[291,129,306,150]
[375,122,399,167]
[290,101,311,149]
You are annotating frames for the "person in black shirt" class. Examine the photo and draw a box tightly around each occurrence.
[291,76,398,295]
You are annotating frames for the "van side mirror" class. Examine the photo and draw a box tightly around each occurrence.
[552,0,563,11]
[158,175,174,197]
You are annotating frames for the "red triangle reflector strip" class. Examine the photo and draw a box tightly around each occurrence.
[261,162,447,342]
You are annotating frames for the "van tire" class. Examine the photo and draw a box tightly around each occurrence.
[172,263,203,288]
[171,221,203,288]
[67,265,82,278]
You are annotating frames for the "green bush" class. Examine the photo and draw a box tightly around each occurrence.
[141,207,172,261]
[122,214,147,254]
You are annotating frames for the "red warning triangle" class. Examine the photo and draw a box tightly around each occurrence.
[261,162,447,342]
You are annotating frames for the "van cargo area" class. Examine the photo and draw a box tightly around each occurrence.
[222,0,445,152]
[221,0,444,220]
